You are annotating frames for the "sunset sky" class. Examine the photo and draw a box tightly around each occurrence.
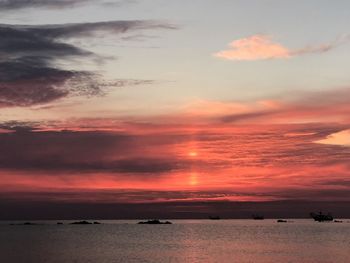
[1,0,350,218]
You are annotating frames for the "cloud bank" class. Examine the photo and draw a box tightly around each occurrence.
[0,120,350,204]
[1,87,350,204]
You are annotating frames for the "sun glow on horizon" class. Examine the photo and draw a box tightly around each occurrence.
[189,172,199,186]
[188,151,198,157]
[316,129,350,147]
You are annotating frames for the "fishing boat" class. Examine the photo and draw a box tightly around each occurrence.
[310,212,333,222]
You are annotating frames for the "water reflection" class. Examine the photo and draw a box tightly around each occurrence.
[1,220,350,263]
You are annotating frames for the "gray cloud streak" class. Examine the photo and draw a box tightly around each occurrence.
[0,0,89,10]
[0,21,176,107]
[0,0,136,10]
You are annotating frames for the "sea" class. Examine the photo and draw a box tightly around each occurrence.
[1,219,349,263]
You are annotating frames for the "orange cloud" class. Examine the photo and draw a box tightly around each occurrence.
[214,35,290,61]
[214,34,345,61]
[316,129,350,147]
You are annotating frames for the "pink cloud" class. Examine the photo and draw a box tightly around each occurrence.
[214,34,346,61]
[214,35,290,61]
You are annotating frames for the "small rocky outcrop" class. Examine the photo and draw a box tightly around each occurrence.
[70,220,101,225]
[138,219,172,225]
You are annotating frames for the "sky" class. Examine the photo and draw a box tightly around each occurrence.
[1,0,350,219]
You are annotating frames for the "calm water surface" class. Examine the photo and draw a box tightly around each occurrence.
[1,219,350,263]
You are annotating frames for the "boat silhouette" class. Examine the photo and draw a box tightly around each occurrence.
[310,212,333,222]
[277,219,287,223]
[252,214,264,220]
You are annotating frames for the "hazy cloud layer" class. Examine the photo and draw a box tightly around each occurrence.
[0,21,175,107]
[214,87,350,124]
[0,120,350,202]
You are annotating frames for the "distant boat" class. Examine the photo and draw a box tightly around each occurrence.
[277,219,287,223]
[310,212,333,222]
[209,216,221,220]
[252,214,264,220]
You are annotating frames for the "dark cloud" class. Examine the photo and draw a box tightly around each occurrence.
[0,21,176,107]
[0,0,135,10]
[0,0,89,10]
[220,110,276,123]
[0,58,100,107]
[4,21,176,39]
[316,179,350,187]
[0,128,189,173]
[218,87,350,124]
[0,121,38,133]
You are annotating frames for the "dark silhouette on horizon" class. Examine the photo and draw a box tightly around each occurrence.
[70,221,101,225]
[310,212,333,222]
[3,201,350,220]
[209,216,221,220]
[277,219,287,223]
[138,219,172,224]
[252,214,264,220]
